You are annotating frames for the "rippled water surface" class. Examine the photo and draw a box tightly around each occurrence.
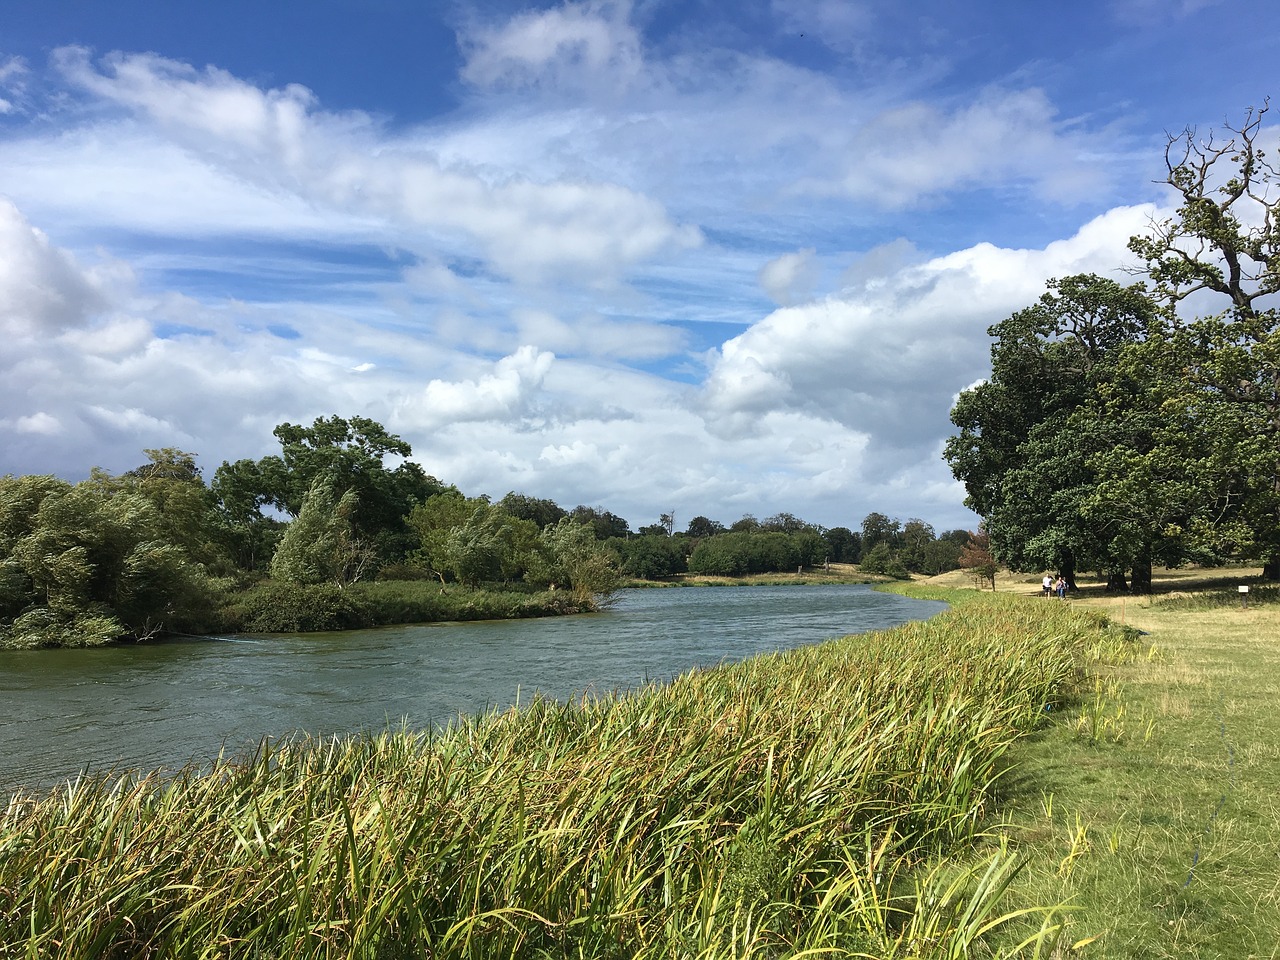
[1,584,945,790]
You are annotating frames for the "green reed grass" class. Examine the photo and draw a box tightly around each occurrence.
[0,592,1114,958]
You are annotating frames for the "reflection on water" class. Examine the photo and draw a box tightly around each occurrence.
[0,584,945,791]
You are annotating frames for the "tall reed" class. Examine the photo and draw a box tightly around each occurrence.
[0,592,1114,958]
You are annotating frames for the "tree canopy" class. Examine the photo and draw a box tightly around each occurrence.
[949,102,1280,587]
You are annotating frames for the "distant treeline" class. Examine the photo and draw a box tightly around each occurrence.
[0,415,969,648]
[612,512,971,581]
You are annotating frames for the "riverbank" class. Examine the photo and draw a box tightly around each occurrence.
[622,562,891,589]
[220,566,890,634]
[216,578,592,633]
[0,588,1114,957]
[908,567,1280,956]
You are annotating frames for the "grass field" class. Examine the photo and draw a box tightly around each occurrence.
[918,566,1280,958]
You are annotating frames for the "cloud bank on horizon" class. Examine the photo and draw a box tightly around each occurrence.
[0,0,1272,532]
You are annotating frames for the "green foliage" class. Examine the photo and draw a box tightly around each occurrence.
[496,490,567,529]
[221,581,375,633]
[616,533,687,579]
[0,473,217,648]
[823,525,861,563]
[947,274,1167,588]
[687,530,812,576]
[858,542,909,579]
[213,415,444,571]
[270,477,374,587]
[861,511,902,553]
[406,493,541,588]
[530,518,621,603]
[347,580,584,624]
[569,504,631,540]
[684,515,726,538]
[954,105,1280,586]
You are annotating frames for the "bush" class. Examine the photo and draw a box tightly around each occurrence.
[221,582,375,633]
[349,581,585,624]
[616,535,686,579]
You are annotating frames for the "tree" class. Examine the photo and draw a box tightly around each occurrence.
[1128,102,1280,578]
[497,492,567,530]
[616,535,686,579]
[569,506,631,540]
[858,542,908,579]
[98,449,232,574]
[405,490,482,586]
[860,513,901,553]
[659,511,676,536]
[213,415,443,571]
[685,516,726,539]
[958,528,998,590]
[0,473,215,648]
[270,477,375,588]
[946,275,1164,590]
[822,526,861,563]
[898,519,936,573]
[530,519,621,604]
[761,512,810,534]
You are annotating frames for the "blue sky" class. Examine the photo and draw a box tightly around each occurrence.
[0,0,1275,533]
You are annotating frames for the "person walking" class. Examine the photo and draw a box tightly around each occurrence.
[1042,573,1053,598]
[1055,575,1067,600]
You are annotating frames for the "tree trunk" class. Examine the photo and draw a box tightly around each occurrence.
[1061,551,1077,591]
[1131,561,1153,594]
[1263,556,1280,581]
[1105,570,1128,592]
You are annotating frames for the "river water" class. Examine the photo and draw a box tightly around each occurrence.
[0,584,945,792]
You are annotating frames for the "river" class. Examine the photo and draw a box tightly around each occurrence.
[0,584,945,792]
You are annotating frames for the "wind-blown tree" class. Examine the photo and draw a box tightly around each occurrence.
[269,477,375,587]
[0,473,215,648]
[444,506,540,587]
[528,518,621,604]
[947,274,1164,589]
[213,416,443,571]
[1128,101,1280,577]
[406,493,542,588]
[92,448,232,575]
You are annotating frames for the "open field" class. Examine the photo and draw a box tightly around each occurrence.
[912,567,1280,958]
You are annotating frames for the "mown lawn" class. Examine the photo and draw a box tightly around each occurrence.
[940,571,1280,958]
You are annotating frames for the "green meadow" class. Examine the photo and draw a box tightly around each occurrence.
[970,572,1280,958]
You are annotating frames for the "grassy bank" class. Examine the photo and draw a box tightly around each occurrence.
[1,591,1116,958]
[213,579,591,634]
[622,563,888,589]
[940,574,1280,958]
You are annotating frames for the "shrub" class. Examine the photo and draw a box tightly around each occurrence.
[221,581,375,633]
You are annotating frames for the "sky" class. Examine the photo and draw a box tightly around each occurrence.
[0,0,1275,535]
